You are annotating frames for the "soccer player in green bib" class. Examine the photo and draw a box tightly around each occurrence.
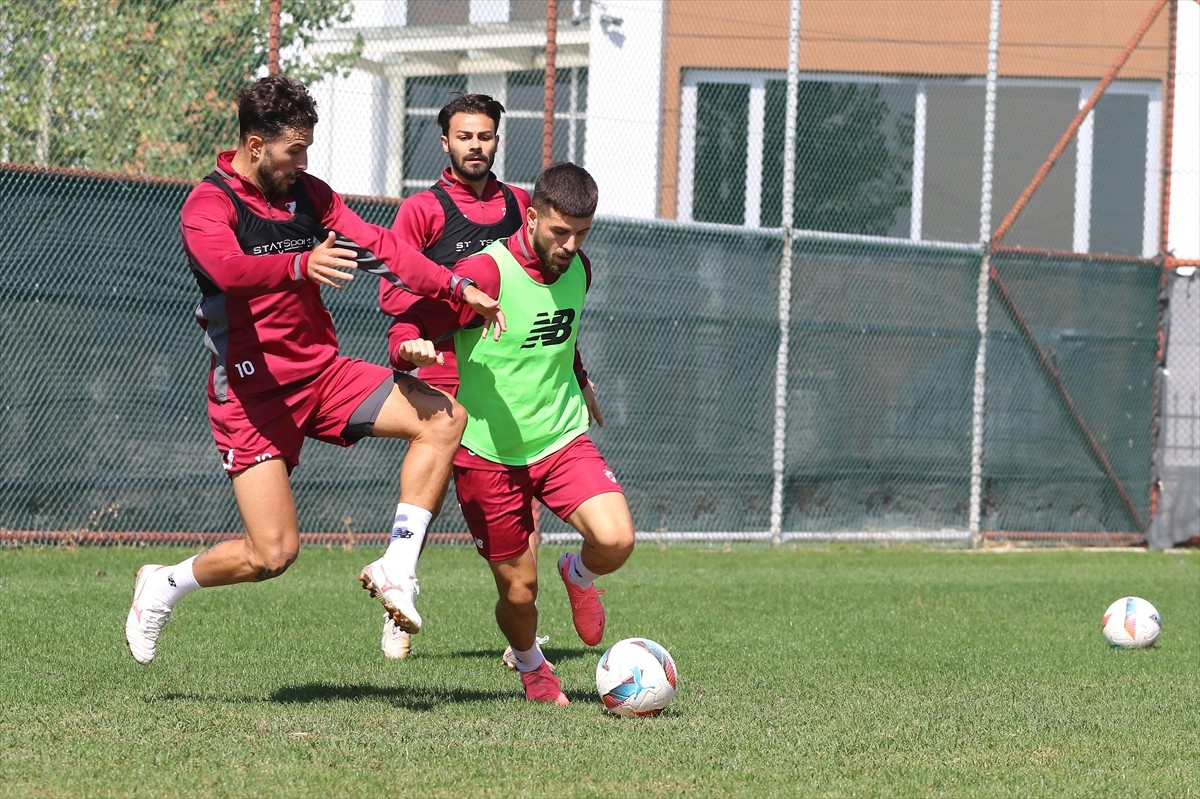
[387,162,634,705]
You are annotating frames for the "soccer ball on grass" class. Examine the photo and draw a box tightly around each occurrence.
[595,637,678,717]
[1101,596,1161,649]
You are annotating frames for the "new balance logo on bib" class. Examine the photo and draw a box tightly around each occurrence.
[522,309,575,348]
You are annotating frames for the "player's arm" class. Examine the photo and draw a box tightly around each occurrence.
[396,336,445,367]
[575,251,603,426]
[327,226,504,333]
[389,304,455,370]
[391,192,444,253]
[181,186,350,295]
[582,375,604,428]
[305,231,364,290]
[380,193,445,314]
[316,189,503,330]
[572,342,603,428]
[389,255,503,371]
[310,179,463,302]
[573,346,603,428]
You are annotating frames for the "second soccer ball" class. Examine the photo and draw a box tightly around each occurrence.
[1101,596,1161,649]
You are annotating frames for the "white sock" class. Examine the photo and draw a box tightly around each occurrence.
[567,552,600,589]
[512,642,546,673]
[160,555,201,607]
[384,503,432,575]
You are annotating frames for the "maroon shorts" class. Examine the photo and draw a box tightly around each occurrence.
[209,356,392,476]
[452,435,624,562]
[395,368,458,398]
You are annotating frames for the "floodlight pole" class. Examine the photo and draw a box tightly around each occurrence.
[268,0,281,76]
[543,0,558,170]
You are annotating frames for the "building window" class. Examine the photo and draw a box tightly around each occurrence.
[403,75,468,197]
[763,78,914,237]
[501,68,588,186]
[403,68,588,196]
[694,82,749,227]
[679,70,1159,256]
[511,0,591,22]
[1090,92,1151,255]
[406,0,469,27]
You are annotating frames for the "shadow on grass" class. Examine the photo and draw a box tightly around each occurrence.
[271,683,507,708]
[152,683,508,710]
[449,647,595,666]
[146,648,598,709]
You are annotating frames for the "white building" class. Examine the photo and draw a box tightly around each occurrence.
[308,0,1197,261]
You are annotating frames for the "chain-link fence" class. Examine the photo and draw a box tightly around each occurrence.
[1,0,1197,546]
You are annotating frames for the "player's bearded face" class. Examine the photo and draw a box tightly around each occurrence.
[444,113,497,183]
[529,207,592,276]
[254,128,312,199]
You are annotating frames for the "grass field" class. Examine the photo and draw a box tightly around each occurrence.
[1,543,1197,798]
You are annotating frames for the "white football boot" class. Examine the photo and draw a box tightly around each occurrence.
[359,558,422,634]
[124,564,172,664]
[381,614,412,660]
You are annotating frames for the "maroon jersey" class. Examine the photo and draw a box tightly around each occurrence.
[182,150,457,401]
[381,169,531,387]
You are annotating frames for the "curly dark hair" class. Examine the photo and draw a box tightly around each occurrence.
[533,162,598,219]
[236,74,319,143]
[437,93,506,136]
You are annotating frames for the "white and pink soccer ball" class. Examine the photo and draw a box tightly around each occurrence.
[1102,596,1161,649]
[595,637,678,717]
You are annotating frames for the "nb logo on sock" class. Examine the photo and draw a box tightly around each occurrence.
[167,575,177,588]
[396,528,414,539]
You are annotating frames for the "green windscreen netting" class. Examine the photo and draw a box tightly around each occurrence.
[0,166,1159,538]
[983,252,1159,532]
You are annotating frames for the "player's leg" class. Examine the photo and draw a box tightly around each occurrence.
[490,552,567,705]
[539,436,634,647]
[193,459,302,584]
[456,460,567,705]
[125,469,302,664]
[523,497,543,650]
[489,548,540,657]
[126,467,304,662]
[373,372,463,659]
[562,491,635,576]
[556,491,634,646]
[483,493,554,673]
[126,392,306,665]
[370,373,464,515]
[376,323,464,527]
[330,368,464,635]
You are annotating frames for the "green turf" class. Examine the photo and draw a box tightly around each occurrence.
[0,544,1196,798]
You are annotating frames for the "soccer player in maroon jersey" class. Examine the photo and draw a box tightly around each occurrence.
[376,93,547,663]
[124,75,503,665]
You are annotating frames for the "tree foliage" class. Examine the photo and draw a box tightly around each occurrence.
[0,0,363,179]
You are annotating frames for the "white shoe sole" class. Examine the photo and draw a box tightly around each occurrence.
[359,561,422,634]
